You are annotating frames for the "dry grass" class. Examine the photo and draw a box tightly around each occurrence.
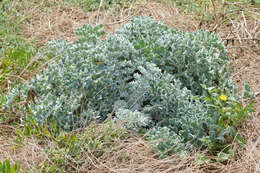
[0,126,49,171]
[0,0,260,172]
[23,1,199,47]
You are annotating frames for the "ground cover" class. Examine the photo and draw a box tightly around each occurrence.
[0,0,260,172]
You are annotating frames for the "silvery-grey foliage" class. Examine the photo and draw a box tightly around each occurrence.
[5,16,238,155]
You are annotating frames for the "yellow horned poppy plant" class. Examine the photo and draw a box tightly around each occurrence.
[219,95,227,101]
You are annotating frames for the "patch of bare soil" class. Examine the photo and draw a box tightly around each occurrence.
[8,1,260,172]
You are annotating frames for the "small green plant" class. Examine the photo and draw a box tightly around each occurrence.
[199,82,254,153]
[0,159,21,173]
[205,83,254,130]
[0,44,36,87]
[0,0,37,93]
